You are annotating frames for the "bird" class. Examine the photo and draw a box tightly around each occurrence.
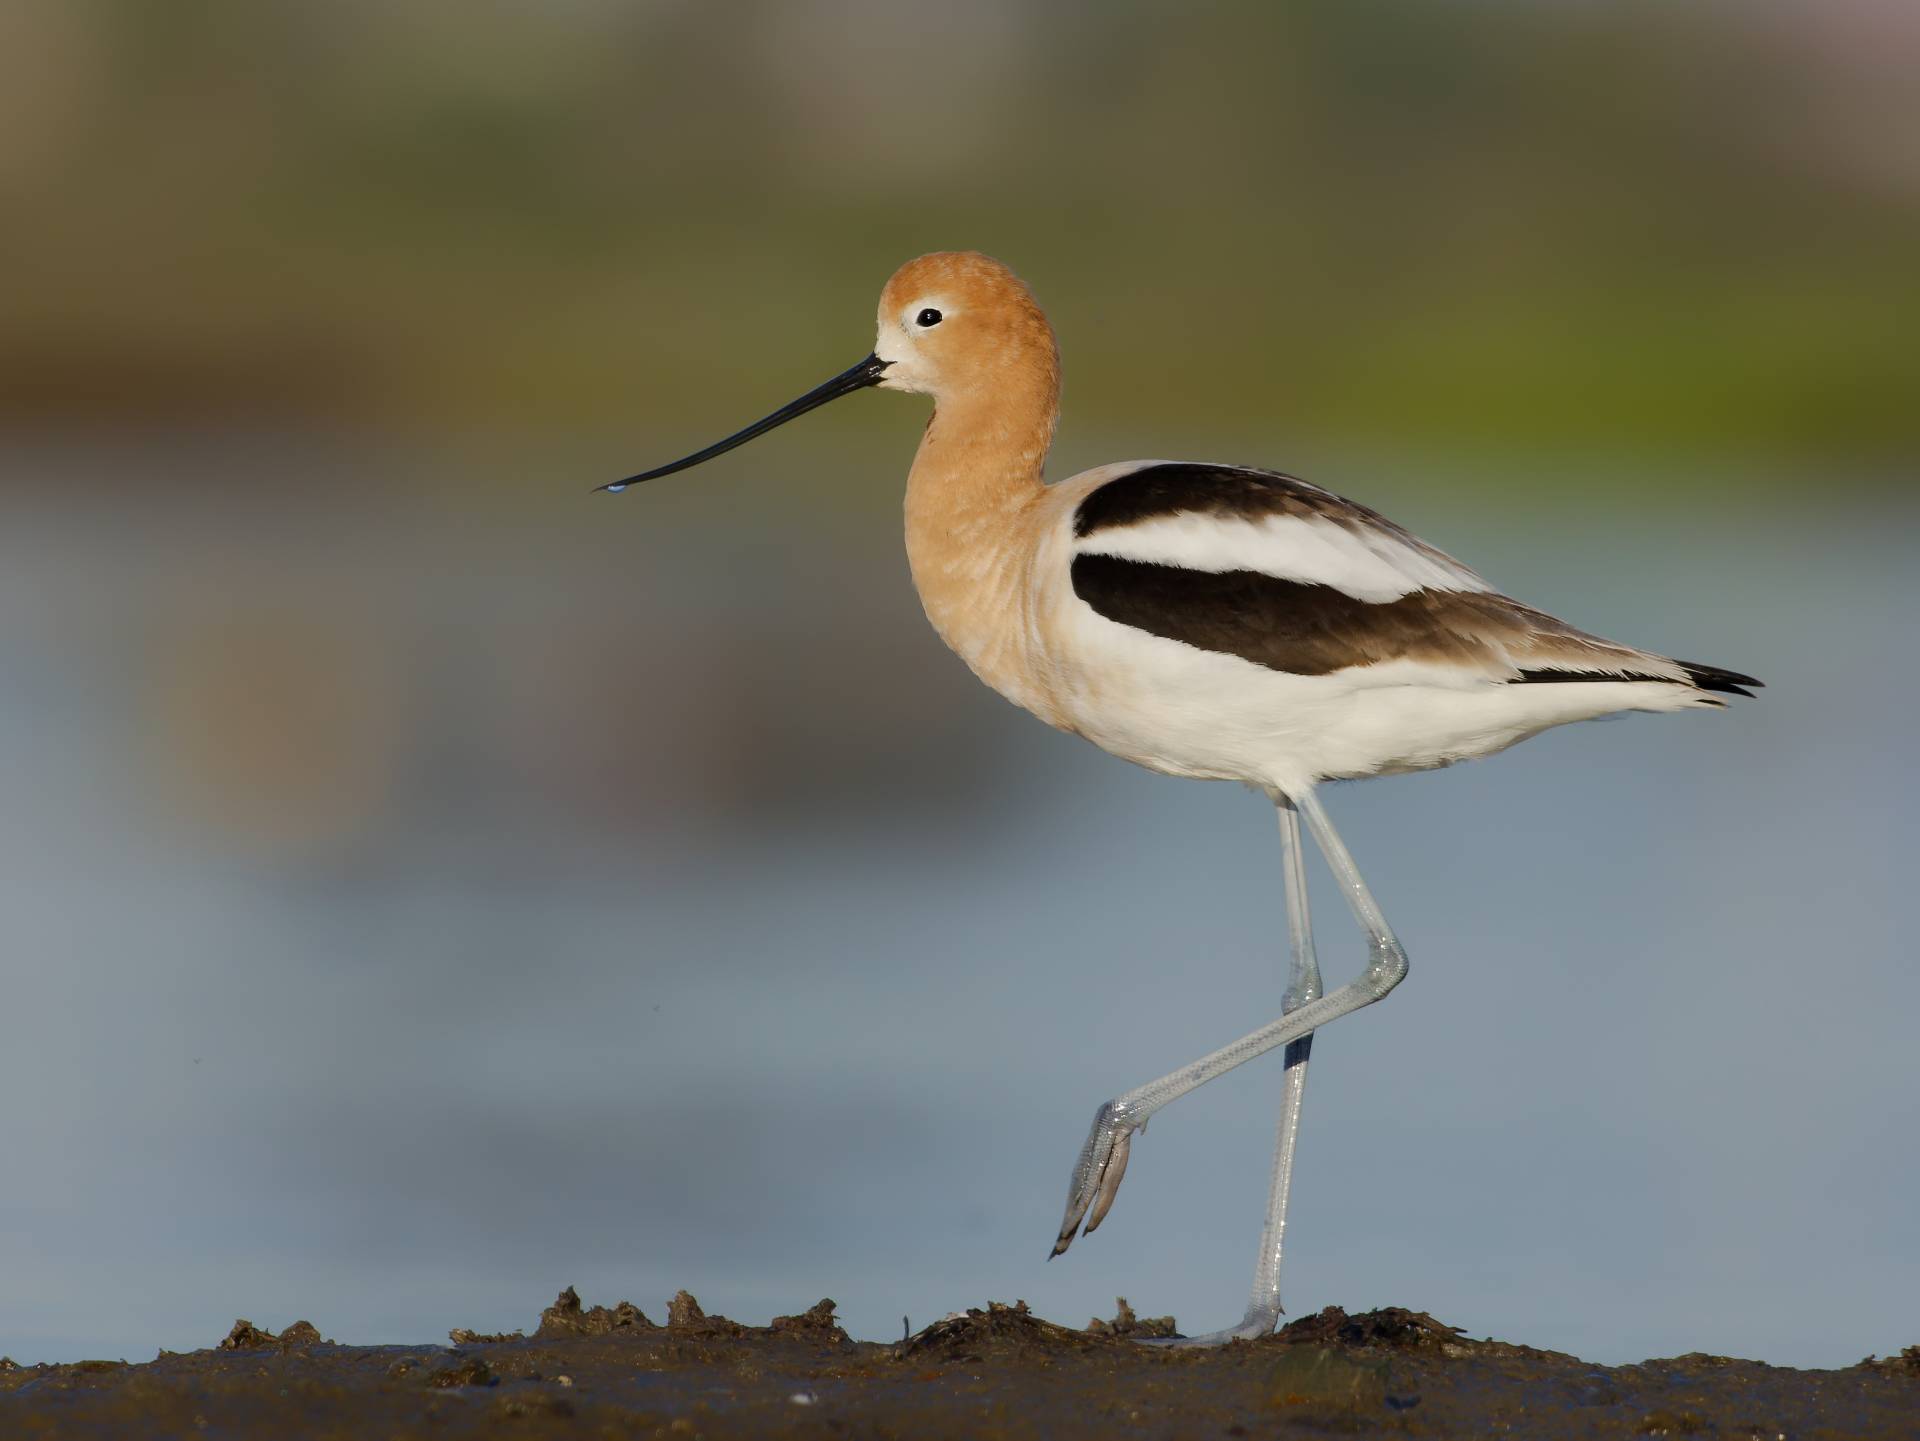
[601,251,1760,1345]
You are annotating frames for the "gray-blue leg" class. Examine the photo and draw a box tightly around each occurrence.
[1147,798,1324,1346]
[1243,799,1326,1329]
[1050,789,1406,1345]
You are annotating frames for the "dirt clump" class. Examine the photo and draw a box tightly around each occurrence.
[533,1284,654,1338]
[1276,1304,1467,1351]
[768,1298,847,1342]
[1856,1344,1920,1377]
[447,1325,523,1345]
[1085,1297,1178,1339]
[666,1289,746,1336]
[898,1299,1097,1361]
[1656,1350,1747,1371]
[216,1318,324,1352]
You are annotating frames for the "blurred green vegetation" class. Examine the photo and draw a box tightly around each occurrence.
[3,0,1915,485]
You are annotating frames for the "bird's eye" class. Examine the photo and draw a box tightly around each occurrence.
[915,308,943,328]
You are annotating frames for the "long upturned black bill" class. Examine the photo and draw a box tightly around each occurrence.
[598,352,890,493]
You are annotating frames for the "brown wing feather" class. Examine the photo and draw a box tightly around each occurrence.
[1069,554,1689,683]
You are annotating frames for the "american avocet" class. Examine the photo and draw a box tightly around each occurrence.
[603,252,1760,1344]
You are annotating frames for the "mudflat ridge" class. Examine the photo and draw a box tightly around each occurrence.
[3,1289,1914,1439]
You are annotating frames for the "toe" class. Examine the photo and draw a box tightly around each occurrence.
[1082,1126,1132,1236]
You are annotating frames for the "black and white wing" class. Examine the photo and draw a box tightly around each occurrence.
[1069,464,1758,697]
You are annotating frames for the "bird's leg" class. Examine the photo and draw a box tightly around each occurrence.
[1243,800,1326,1332]
[1050,789,1407,1326]
[1136,798,1323,1346]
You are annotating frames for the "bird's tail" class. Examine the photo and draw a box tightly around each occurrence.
[1675,660,1763,700]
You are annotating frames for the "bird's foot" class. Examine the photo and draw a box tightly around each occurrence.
[1050,1099,1144,1258]
[1137,1310,1279,1348]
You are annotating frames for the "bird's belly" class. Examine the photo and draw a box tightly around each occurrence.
[1043,607,1332,788]
[1042,606,1598,793]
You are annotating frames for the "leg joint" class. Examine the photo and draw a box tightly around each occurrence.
[1100,1096,1145,1132]
[1361,935,1408,998]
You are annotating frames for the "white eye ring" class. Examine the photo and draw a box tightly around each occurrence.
[914,307,943,329]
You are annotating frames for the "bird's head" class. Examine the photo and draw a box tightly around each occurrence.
[873,251,1059,407]
[599,251,1055,493]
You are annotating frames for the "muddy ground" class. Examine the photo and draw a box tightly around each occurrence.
[2,1289,1914,1439]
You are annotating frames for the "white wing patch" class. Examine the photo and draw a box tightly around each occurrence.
[1075,510,1493,604]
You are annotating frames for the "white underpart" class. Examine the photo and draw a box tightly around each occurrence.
[1077,509,1492,602]
[1053,611,1710,794]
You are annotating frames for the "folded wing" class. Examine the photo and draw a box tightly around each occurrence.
[1070,464,1760,697]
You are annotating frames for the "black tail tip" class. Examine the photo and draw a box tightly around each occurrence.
[1679,660,1763,699]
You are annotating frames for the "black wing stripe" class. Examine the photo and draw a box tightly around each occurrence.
[1511,661,1760,696]
[1069,553,1757,694]
[1073,463,1398,539]
[1512,667,1692,687]
[1070,554,1510,676]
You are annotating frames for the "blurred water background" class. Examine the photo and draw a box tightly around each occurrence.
[2,0,1915,1369]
